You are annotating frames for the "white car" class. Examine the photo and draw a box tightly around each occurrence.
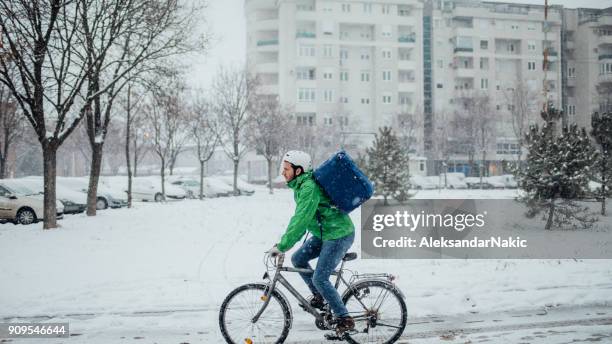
[53,177,127,209]
[130,178,187,202]
[170,177,234,198]
[216,176,256,196]
[0,183,64,225]
[440,172,468,189]
[5,178,87,214]
[410,175,439,190]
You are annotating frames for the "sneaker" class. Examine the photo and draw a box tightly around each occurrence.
[335,316,355,335]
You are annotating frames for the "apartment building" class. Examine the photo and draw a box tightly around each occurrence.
[563,7,612,130]
[245,0,609,176]
[245,0,425,154]
[429,0,563,175]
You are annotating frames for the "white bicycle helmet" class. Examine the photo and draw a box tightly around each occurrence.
[282,150,312,172]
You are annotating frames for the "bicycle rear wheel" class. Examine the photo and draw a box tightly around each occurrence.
[342,280,407,344]
[219,283,292,344]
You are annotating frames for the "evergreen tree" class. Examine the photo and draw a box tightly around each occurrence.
[590,112,612,216]
[365,127,411,205]
[517,107,598,229]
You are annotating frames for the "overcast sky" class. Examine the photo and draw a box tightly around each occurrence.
[187,0,612,89]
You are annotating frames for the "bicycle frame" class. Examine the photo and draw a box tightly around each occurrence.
[252,254,352,324]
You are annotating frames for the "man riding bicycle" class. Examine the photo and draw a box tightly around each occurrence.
[267,150,356,335]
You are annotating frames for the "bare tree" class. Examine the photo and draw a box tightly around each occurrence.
[211,66,258,195]
[248,95,293,194]
[190,96,218,199]
[145,75,189,199]
[0,80,24,178]
[0,1,95,228]
[430,110,454,187]
[504,80,539,165]
[453,92,496,182]
[79,0,208,216]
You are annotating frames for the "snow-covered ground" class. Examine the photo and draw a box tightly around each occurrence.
[1,187,611,343]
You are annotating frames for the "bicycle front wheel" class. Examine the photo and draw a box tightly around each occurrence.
[342,280,407,344]
[219,283,292,344]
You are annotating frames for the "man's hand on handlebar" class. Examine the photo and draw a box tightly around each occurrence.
[266,244,283,257]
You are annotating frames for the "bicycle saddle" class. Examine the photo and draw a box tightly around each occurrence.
[342,252,358,261]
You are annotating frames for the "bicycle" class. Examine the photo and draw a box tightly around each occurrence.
[218,251,407,343]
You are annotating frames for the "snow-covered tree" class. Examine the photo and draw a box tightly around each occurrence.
[365,127,411,205]
[590,112,612,215]
[517,107,598,230]
[247,95,293,194]
[190,96,218,199]
[211,65,258,195]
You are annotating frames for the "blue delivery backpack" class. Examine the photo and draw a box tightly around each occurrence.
[313,150,374,213]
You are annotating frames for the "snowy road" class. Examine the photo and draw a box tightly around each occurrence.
[1,187,611,343]
[1,304,611,343]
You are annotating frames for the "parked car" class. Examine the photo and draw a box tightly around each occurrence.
[9,178,88,214]
[52,177,126,210]
[410,175,439,190]
[130,178,187,202]
[441,172,468,189]
[203,177,234,197]
[465,177,493,189]
[216,176,255,196]
[0,183,64,225]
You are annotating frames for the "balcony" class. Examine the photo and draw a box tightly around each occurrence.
[398,34,416,43]
[455,68,475,78]
[398,83,416,92]
[256,62,278,74]
[296,32,316,39]
[454,47,474,53]
[598,35,612,46]
[599,54,612,61]
[398,60,416,70]
[599,73,612,85]
[257,39,279,46]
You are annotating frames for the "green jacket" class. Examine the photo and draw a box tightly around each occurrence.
[277,171,355,252]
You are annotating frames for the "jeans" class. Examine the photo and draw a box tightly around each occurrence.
[291,231,355,318]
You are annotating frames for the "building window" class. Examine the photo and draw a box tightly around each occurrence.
[527,40,536,52]
[322,45,333,57]
[382,49,392,59]
[382,95,392,104]
[382,70,391,81]
[496,143,520,155]
[381,25,392,37]
[481,78,488,89]
[323,89,335,103]
[340,49,348,60]
[324,116,334,125]
[568,67,575,77]
[340,70,349,81]
[480,57,488,70]
[363,3,372,13]
[296,67,316,80]
[342,3,351,12]
[480,40,488,50]
[382,5,390,14]
[298,44,316,57]
[360,98,370,104]
[296,113,315,126]
[527,22,536,31]
[340,96,349,103]
[323,71,333,80]
[528,61,536,71]
[437,83,443,88]
[361,52,370,60]
[361,71,370,82]
[297,88,316,102]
